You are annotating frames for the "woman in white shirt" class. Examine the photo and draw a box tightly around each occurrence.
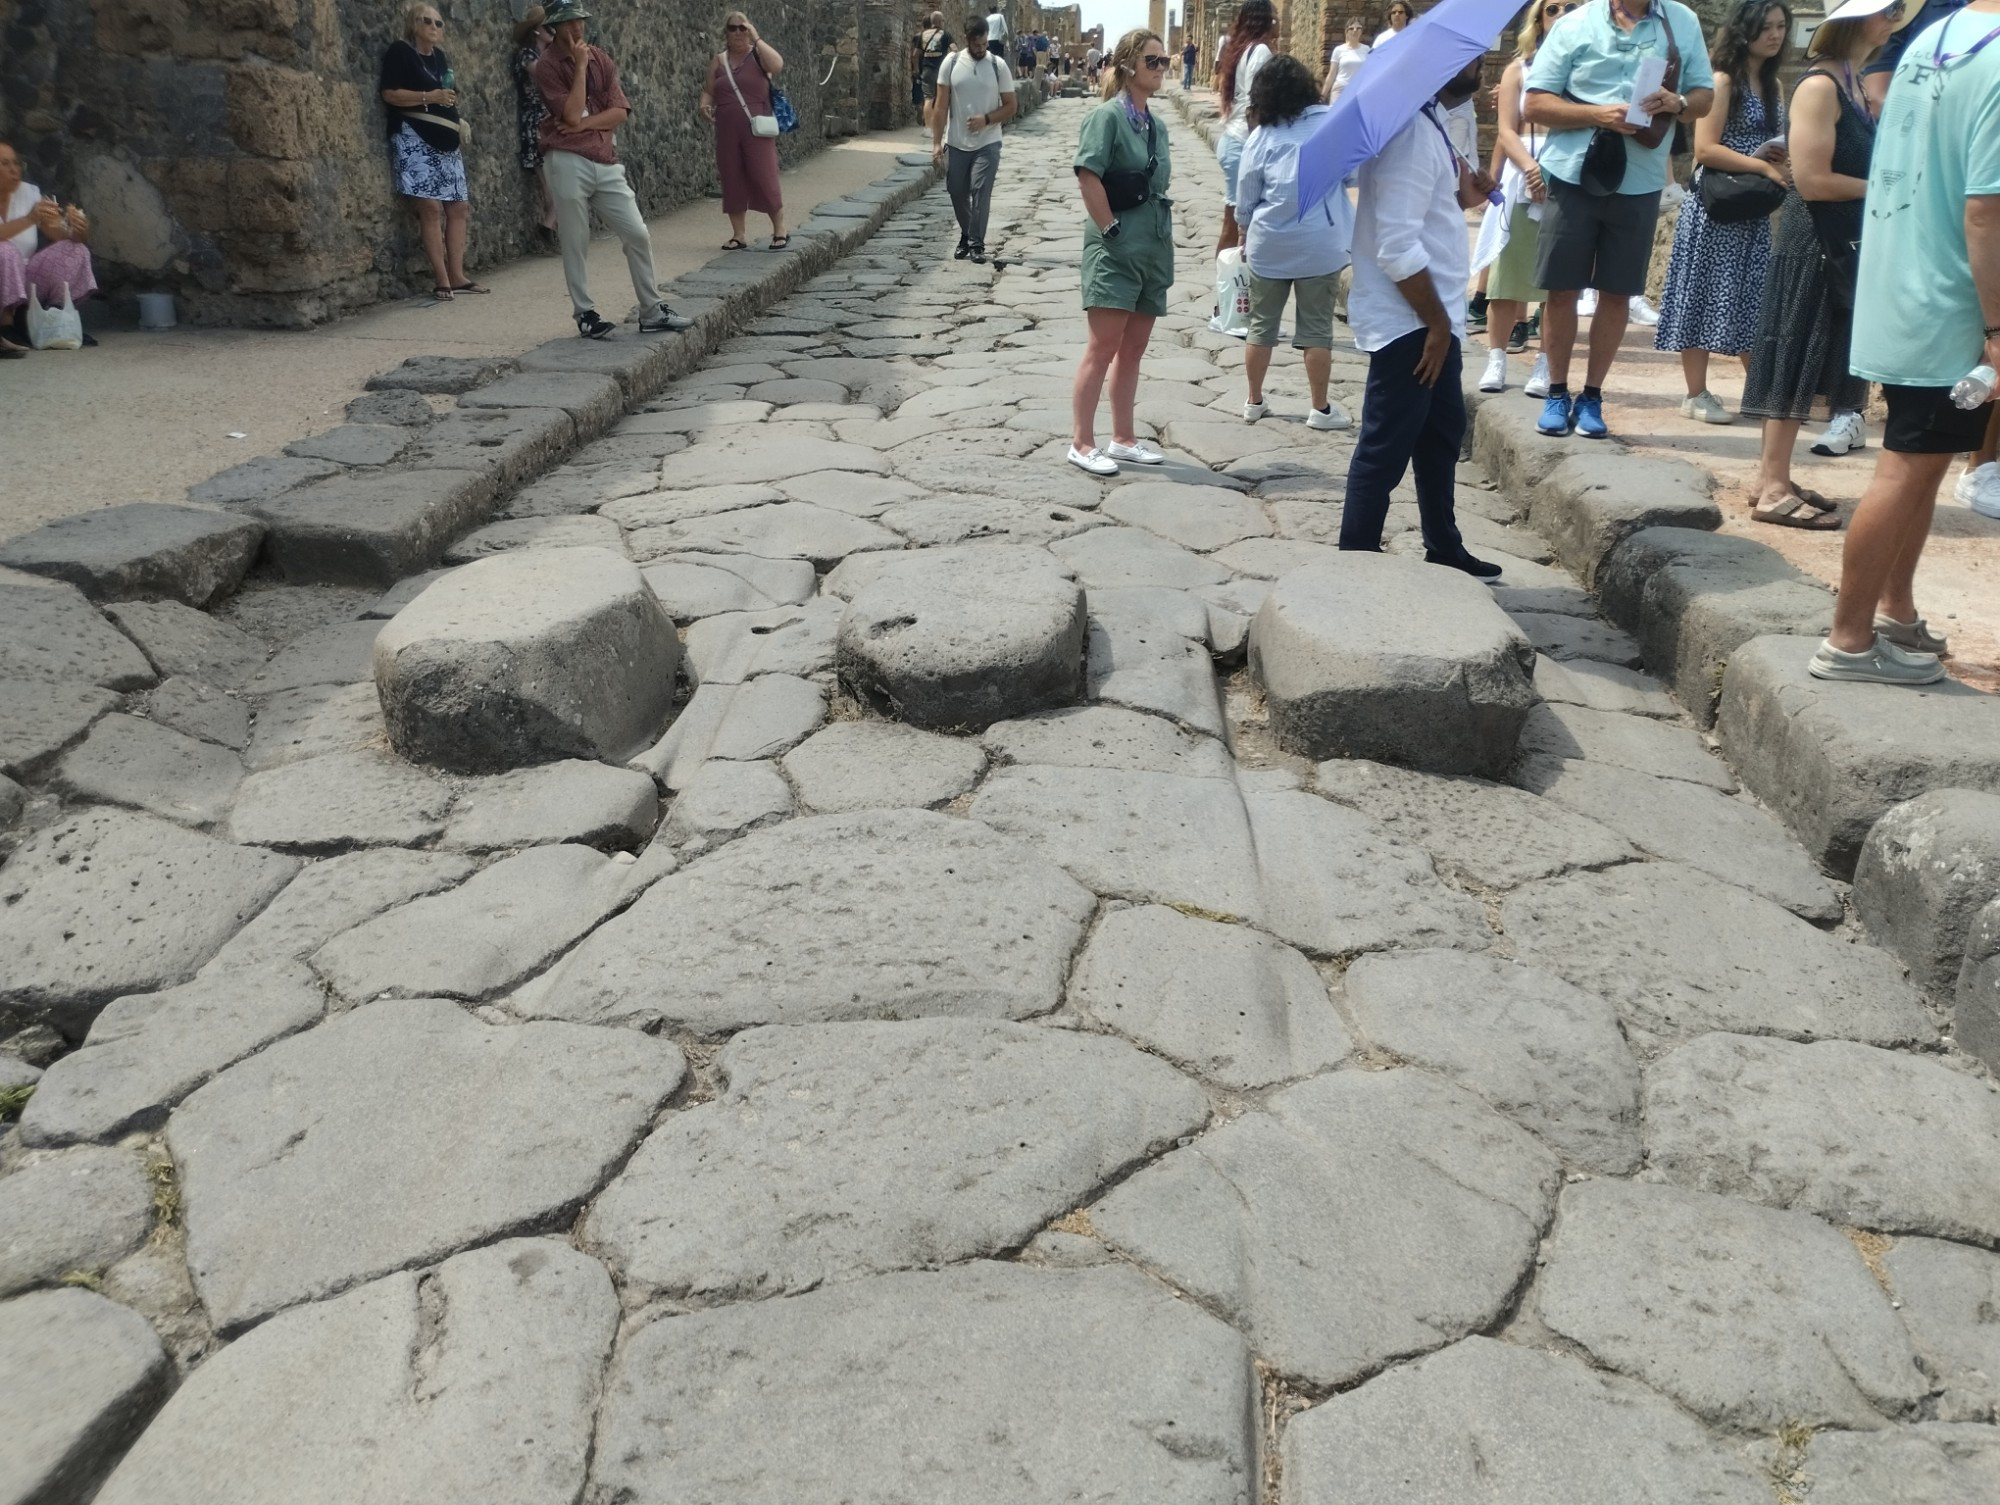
[0,140,96,356]
[1374,0,1413,46]
[1236,55,1355,430]
[1212,0,1277,255]
[1323,18,1371,102]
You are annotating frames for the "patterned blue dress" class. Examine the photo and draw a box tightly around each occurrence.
[1655,85,1781,356]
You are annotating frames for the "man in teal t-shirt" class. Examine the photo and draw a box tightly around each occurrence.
[1815,0,2000,685]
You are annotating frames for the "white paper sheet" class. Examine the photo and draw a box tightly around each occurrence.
[1625,56,1668,126]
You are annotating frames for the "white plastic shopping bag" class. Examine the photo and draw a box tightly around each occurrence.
[1211,248,1252,339]
[26,283,84,350]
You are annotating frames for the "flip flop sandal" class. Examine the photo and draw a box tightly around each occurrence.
[1790,485,1837,513]
[1752,492,1842,530]
[431,287,454,302]
[451,282,492,294]
[721,238,748,250]
[768,236,790,249]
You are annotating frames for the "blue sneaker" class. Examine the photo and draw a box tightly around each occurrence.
[1537,392,1575,436]
[1574,391,1608,439]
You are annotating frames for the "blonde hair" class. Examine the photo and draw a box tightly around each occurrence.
[724,9,751,36]
[1100,28,1164,98]
[1515,0,1558,59]
[402,1,439,40]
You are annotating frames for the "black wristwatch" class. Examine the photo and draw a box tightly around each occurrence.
[1103,218,1122,239]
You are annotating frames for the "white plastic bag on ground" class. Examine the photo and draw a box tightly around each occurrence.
[26,283,84,350]
[1211,248,1252,338]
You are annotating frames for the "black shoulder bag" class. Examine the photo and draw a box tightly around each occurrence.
[1100,114,1157,212]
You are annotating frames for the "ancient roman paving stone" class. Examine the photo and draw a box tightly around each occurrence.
[1503,862,1931,1043]
[631,673,826,789]
[53,713,244,827]
[200,848,476,972]
[876,494,1105,547]
[1537,1179,1926,1429]
[584,1019,1207,1301]
[365,353,514,394]
[601,481,786,529]
[1315,758,1634,889]
[249,466,498,588]
[837,548,1086,730]
[1281,1337,1771,1505]
[1094,1068,1559,1387]
[0,1289,171,1505]
[1532,651,1680,718]
[1520,700,1736,790]
[344,387,431,425]
[1884,1237,2000,1419]
[186,452,340,505]
[1853,788,2000,997]
[241,618,381,693]
[284,422,412,467]
[1342,950,1641,1173]
[442,760,658,852]
[374,547,679,772]
[1508,609,1643,666]
[144,677,252,752]
[1086,587,1224,735]
[588,1263,1257,1505]
[1068,904,1352,1088]
[0,502,264,607]
[660,757,794,842]
[1099,481,1273,551]
[527,809,1094,1034]
[639,552,816,618]
[0,810,297,1040]
[1050,525,1229,590]
[0,1145,155,1294]
[1957,898,2000,1071]
[883,455,1097,511]
[228,750,454,853]
[103,601,269,686]
[1250,555,1538,776]
[441,512,623,562]
[782,720,987,812]
[0,572,156,691]
[983,704,1237,779]
[683,597,843,685]
[1795,1424,2000,1505]
[313,844,647,1002]
[19,964,327,1146]
[241,682,381,770]
[0,678,122,777]
[169,998,684,1332]
[665,433,890,487]
[1645,1032,2000,1244]
[92,1240,617,1505]
[1515,754,1842,923]
[1211,534,1345,578]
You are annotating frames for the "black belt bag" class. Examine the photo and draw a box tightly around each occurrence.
[1100,115,1157,212]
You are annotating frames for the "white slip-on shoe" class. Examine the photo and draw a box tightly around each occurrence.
[1679,390,1734,425]
[1874,613,1950,657]
[1523,352,1551,399]
[1808,635,1945,685]
[1972,466,2000,520]
[1066,445,1119,476]
[1478,348,1509,393]
[1955,460,1998,507]
[1244,399,1269,422]
[1307,402,1352,431]
[1104,440,1165,465]
[1627,295,1661,327]
[1810,410,1866,456]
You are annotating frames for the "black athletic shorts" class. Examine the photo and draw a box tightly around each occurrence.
[1534,175,1663,298]
[1882,382,1994,455]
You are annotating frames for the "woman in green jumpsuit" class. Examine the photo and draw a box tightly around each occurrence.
[1067,27,1175,477]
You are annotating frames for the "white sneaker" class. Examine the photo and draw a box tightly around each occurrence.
[1523,352,1551,400]
[1307,402,1352,431]
[1244,399,1269,422]
[1066,444,1119,476]
[1680,390,1734,425]
[1478,348,1509,393]
[1810,411,1867,456]
[1104,440,1165,465]
[1955,460,2000,517]
[1577,288,1599,318]
[1627,295,1661,327]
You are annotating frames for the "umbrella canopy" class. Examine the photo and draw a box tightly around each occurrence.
[1295,0,1523,220]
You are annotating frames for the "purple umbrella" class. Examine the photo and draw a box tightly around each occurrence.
[1295,0,1521,220]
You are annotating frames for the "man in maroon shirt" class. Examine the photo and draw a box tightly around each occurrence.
[533,2,691,338]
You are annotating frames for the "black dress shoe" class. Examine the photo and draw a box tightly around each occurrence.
[968,243,988,264]
[953,240,971,260]
[1426,548,1503,580]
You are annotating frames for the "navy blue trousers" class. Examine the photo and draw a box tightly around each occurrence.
[1339,326,1467,558]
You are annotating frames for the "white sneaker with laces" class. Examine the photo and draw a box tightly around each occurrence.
[1104,440,1165,465]
[1680,390,1734,425]
[1810,410,1866,456]
[1478,348,1509,393]
[1523,352,1551,400]
[1577,288,1599,317]
[1244,399,1269,422]
[1972,466,2000,520]
[1307,402,1352,431]
[1066,444,1119,476]
[1955,460,1999,510]
[1627,295,1661,327]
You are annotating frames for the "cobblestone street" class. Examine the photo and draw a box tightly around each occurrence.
[4,94,1999,1503]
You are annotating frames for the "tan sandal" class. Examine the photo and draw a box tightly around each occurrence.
[1752,491,1841,530]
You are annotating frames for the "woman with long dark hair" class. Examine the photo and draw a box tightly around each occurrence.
[1213,0,1278,256]
[1655,0,1791,424]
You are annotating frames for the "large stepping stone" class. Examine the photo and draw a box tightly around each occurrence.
[0,678,121,778]
[19,963,326,1147]
[374,546,678,773]
[983,704,1236,779]
[1882,1238,2000,1421]
[1092,1068,1560,1387]
[229,750,453,853]
[1316,758,1634,889]
[1516,754,1842,922]
[1719,634,2000,876]
[1854,788,2000,997]
[1645,1032,2000,1245]
[527,809,1094,1033]
[1343,949,1641,1173]
[200,848,475,972]
[0,573,156,691]
[441,760,658,852]
[1068,904,1351,1088]
[1249,555,1537,775]
[91,1239,615,1505]
[838,548,1085,731]
[1503,862,1931,1044]
[781,720,986,812]
[103,600,268,687]
[1282,1337,1771,1505]
[588,1262,1256,1505]
[249,467,495,588]
[0,1289,170,1505]
[170,997,684,1332]
[0,502,263,608]
[0,1145,155,1294]
[53,713,244,827]
[0,811,296,1041]
[1538,1179,1925,1429]
[583,1019,1206,1301]
[1796,1424,2000,1505]
[1520,701,1735,790]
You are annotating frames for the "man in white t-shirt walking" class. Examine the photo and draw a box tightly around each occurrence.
[985,7,1008,46]
[932,17,1018,264]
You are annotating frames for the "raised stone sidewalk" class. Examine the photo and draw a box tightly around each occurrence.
[2,93,1998,1504]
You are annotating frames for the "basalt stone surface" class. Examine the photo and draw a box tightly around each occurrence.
[441,760,659,852]
[250,468,496,589]
[374,547,679,773]
[1794,1424,2000,1505]
[0,678,122,778]
[53,713,244,827]
[200,848,477,973]
[1960,897,2000,1072]
[103,601,269,687]
[0,502,264,607]
[1883,1236,2000,1420]
[1853,788,2000,998]
[781,720,987,812]
[0,1145,156,1295]
[0,574,156,692]
[228,750,454,854]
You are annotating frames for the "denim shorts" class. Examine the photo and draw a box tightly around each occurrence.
[1217,132,1245,205]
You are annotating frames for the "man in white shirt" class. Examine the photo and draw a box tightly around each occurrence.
[931,18,1017,264]
[1341,57,1501,577]
[985,7,1008,46]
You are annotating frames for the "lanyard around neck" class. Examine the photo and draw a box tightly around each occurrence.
[1932,10,2000,67]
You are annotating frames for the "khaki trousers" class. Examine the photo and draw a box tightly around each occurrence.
[544,150,661,318]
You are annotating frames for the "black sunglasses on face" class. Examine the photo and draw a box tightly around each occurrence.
[1140,53,1170,68]
[726,22,748,30]
[420,15,444,24]
[1543,2,1577,14]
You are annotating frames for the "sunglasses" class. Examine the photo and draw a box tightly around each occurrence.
[419,15,444,24]
[1140,52,1170,68]
[725,21,748,30]
[1543,3,1577,15]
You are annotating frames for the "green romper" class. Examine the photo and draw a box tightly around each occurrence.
[1074,97,1175,316]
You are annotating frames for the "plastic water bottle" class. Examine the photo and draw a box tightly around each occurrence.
[441,66,456,92]
[1952,364,1997,410]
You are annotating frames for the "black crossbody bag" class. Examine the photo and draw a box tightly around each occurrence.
[1101,114,1157,212]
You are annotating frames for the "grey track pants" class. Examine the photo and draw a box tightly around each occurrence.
[946,142,1001,249]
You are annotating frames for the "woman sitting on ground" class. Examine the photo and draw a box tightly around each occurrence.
[0,140,98,356]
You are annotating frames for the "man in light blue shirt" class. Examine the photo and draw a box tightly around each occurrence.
[1814,0,2000,685]
[1524,0,1713,439]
